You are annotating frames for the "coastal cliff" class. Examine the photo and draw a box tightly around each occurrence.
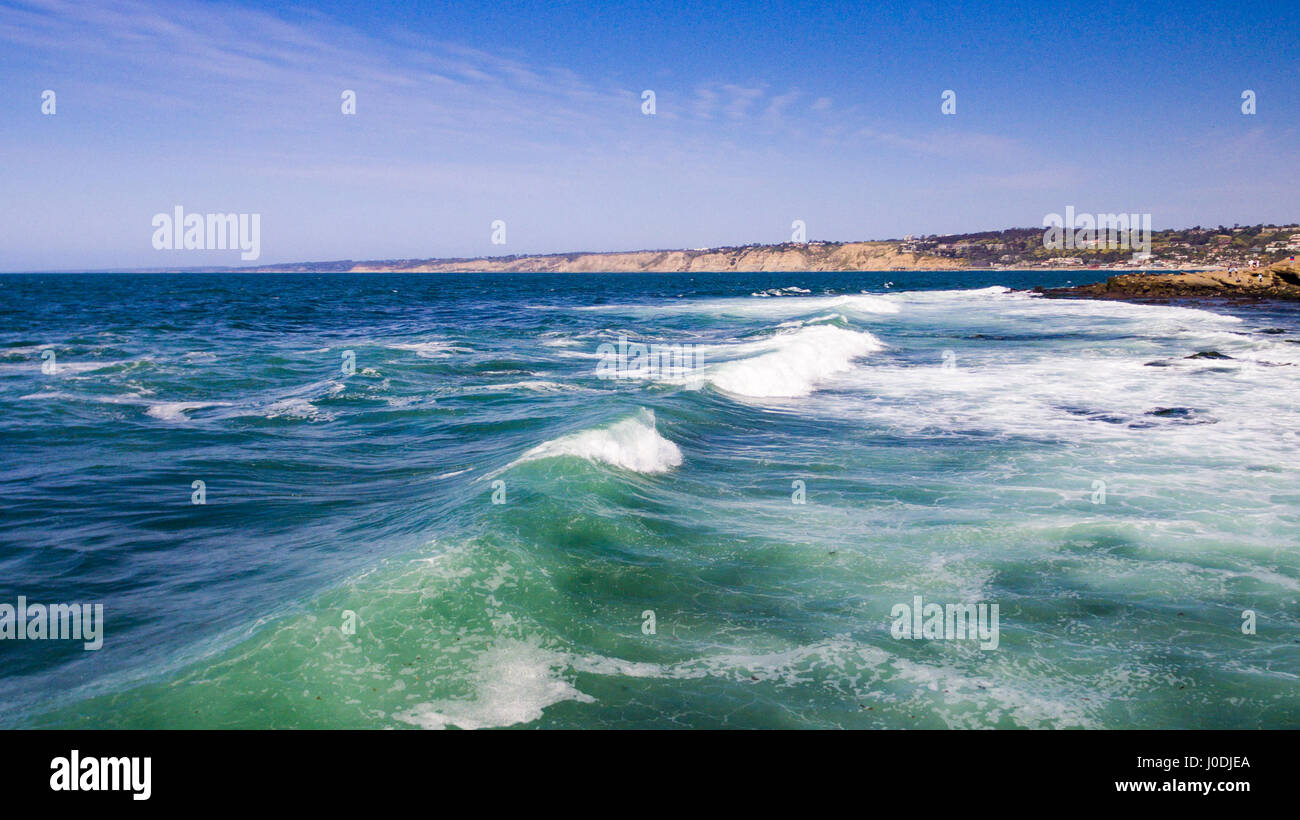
[237,223,1300,275]
[233,223,1300,274]
[324,242,965,274]
[1041,260,1300,301]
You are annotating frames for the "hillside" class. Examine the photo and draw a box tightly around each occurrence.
[240,223,1300,274]
[249,241,966,274]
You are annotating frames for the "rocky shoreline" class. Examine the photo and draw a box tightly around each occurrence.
[1036,260,1300,301]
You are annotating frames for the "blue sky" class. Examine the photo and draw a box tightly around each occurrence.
[0,0,1296,270]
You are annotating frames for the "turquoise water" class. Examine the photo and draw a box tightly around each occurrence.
[1,271,1297,729]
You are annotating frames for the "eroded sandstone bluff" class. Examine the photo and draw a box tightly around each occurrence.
[251,242,966,274]
[1040,261,1300,301]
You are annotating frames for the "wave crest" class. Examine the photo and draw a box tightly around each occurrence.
[511,408,682,474]
[702,325,885,398]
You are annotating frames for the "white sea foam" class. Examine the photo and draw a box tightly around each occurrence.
[16,390,152,406]
[395,638,593,730]
[539,334,582,348]
[580,293,899,319]
[698,325,885,398]
[263,398,333,421]
[0,359,126,375]
[568,636,1093,728]
[387,340,467,358]
[888,285,1014,301]
[16,390,70,401]
[508,408,682,474]
[795,292,1300,470]
[464,380,590,394]
[224,378,348,422]
[550,348,605,360]
[928,288,1243,329]
[146,401,227,421]
[384,395,422,408]
[776,312,847,328]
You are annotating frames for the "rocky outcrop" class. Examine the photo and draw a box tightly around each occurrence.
[1040,260,1300,301]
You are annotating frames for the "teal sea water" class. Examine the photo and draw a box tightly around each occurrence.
[1,270,1297,729]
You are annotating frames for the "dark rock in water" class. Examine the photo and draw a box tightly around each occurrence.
[1144,408,1211,421]
[1259,328,1287,334]
[1147,351,1236,365]
[1140,406,1216,425]
[1059,406,1128,424]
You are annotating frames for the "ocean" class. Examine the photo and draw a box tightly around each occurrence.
[1,270,1297,729]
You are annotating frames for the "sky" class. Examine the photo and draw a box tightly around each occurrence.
[0,0,1296,270]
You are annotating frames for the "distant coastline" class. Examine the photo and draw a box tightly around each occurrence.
[232,223,1300,274]
[13,223,1297,275]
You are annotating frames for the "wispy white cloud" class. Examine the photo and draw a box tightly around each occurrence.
[5,0,1252,269]
[763,89,801,121]
[1,0,632,145]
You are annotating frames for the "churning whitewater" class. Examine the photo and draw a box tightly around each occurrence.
[1,270,1297,729]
